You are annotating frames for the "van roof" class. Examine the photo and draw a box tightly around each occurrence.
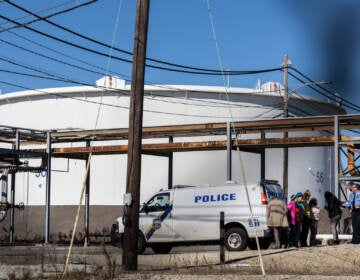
[172,184,199,189]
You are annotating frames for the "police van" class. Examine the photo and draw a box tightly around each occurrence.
[111,180,285,254]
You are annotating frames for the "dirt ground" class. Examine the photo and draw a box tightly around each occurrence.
[1,242,359,279]
[130,243,360,279]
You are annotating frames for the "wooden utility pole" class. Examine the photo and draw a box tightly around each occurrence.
[122,0,150,271]
[282,54,290,199]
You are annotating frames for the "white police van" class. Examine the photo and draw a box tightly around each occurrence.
[111,180,285,254]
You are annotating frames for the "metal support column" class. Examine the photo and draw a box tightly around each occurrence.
[168,136,173,189]
[9,130,19,243]
[227,122,232,181]
[45,131,52,244]
[260,131,266,181]
[282,54,290,199]
[85,140,91,246]
[334,116,340,199]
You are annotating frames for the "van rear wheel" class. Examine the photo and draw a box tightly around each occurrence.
[224,227,247,251]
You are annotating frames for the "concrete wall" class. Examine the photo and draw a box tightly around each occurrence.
[0,205,123,244]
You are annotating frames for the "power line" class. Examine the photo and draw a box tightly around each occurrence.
[0,61,284,112]
[1,3,282,76]
[1,35,349,116]
[6,30,128,79]
[2,51,345,117]
[288,70,360,112]
[0,53,289,117]
[0,37,106,77]
[1,4,350,115]
[289,67,360,111]
[0,40,286,111]
[0,0,98,33]
[0,0,77,27]
[0,57,347,120]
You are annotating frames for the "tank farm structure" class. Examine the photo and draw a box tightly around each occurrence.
[0,76,359,244]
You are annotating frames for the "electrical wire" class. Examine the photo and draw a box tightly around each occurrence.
[0,8,282,76]
[0,44,348,120]
[0,0,98,33]
[288,70,360,112]
[0,37,107,76]
[0,49,287,111]
[5,30,130,79]
[1,6,351,119]
[289,67,360,112]
[0,0,77,27]
[3,0,282,76]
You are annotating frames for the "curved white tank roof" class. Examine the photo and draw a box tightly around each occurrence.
[0,77,346,207]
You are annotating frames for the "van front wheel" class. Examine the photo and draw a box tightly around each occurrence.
[224,227,247,251]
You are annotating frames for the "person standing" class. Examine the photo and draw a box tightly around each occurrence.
[324,191,343,245]
[267,196,289,249]
[343,183,360,244]
[300,190,311,247]
[309,197,320,246]
[287,193,303,247]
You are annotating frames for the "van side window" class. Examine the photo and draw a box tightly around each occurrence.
[145,193,170,212]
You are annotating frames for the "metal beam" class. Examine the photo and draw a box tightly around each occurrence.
[28,135,343,158]
[1,114,360,146]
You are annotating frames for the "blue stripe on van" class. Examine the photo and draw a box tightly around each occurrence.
[145,201,173,241]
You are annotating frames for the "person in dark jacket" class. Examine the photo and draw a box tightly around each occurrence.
[324,191,343,245]
[300,190,312,247]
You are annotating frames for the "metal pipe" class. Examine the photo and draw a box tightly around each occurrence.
[9,129,19,243]
[45,131,52,244]
[227,122,232,181]
[168,136,173,189]
[334,116,340,199]
[85,140,90,246]
[260,131,266,180]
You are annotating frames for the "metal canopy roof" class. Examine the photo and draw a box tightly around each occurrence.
[0,114,359,160]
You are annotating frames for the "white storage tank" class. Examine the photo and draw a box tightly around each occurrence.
[0,77,345,241]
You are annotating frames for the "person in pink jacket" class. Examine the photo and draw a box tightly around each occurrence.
[287,193,303,248]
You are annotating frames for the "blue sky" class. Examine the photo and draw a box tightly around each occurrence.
[0,0,359,113]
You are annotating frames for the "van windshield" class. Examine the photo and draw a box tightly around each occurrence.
[263,182,285,201]
[142,192,170,212]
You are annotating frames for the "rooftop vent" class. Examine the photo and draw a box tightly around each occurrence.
[96,76,125,89]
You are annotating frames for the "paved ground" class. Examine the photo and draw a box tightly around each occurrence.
[0,242,359,279]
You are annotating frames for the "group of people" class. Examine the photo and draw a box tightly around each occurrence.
[267,189,320,248]
[267,182,360,249]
